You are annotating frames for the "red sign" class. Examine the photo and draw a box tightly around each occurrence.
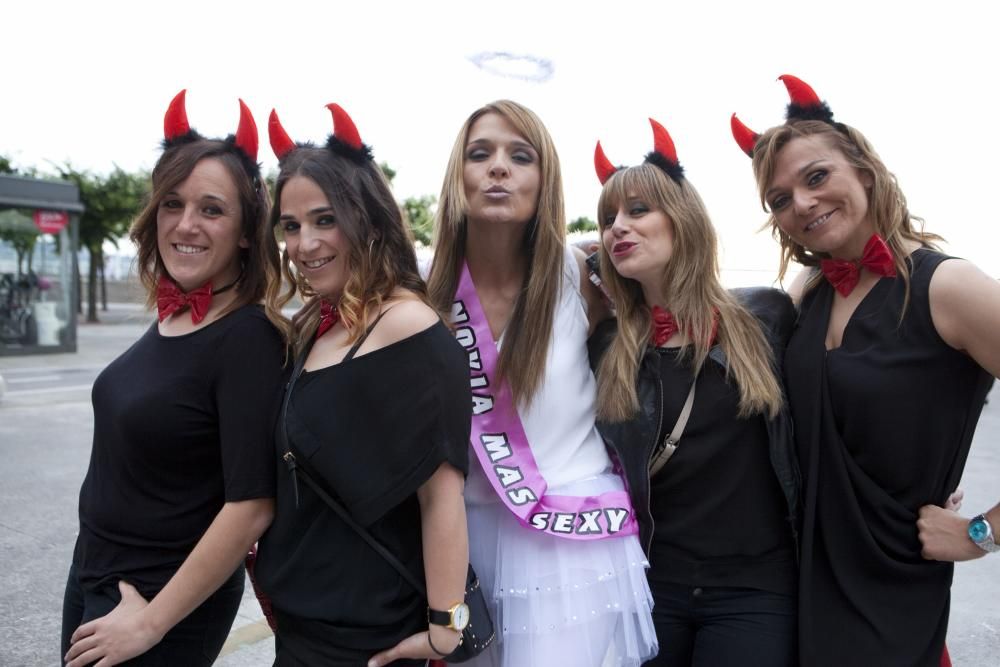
[33,210,69,234]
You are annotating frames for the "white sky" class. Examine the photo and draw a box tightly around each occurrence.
[4,0,999,280]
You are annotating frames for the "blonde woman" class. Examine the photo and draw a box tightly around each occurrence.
[589,119,799,666]
[734,74,999,666]
[427,100,657,666]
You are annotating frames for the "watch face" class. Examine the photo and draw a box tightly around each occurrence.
[970,518,991,543]
[452,603,470,631]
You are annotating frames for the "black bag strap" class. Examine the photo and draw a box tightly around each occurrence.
[279,307,427,597]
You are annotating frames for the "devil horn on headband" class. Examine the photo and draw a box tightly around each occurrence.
[644,118,684,182]
[594,141,617,185]
[163,89,191,141]
[268,109,297,161]
[234,99,259,162]
[779,74,835,124]
[731,113,759,158]
[325,103,373,162]
[327,103,363,150]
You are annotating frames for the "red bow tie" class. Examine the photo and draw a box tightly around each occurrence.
[651,306,680,346]
[157,275,213,323]
[820,234,897,297]
[651,306,719,347]
[316,299,340,339]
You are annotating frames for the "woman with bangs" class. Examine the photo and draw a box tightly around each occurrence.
[733,75,1000,665]
[253,104,471,667]
[427,100,657,666]
[588,120,800,666]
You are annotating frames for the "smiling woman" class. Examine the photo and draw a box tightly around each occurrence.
[736,74,1000,667]
[61,90,286,667]
[253,103,473,667]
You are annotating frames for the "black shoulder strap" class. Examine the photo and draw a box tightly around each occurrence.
[343,308,391,362]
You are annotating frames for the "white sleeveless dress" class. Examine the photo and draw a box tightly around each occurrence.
[464,248,657,667]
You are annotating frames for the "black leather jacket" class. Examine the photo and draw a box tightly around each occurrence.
[587,287,801,557]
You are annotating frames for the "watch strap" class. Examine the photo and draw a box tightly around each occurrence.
[428,607,452,626]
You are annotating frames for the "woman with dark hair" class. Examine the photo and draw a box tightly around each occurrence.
[62,91,285,666]
[254,104,471,667]
[426,100,657,666]
[733,75,1000,666]
[588,120,800,666]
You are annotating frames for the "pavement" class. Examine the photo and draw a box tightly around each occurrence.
[1,303,999,665]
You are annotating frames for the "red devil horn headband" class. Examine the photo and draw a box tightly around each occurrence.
[730,74,836,158]
[162,90,259,168]
[594,141,617,185]
[268,109,296,161]
[594,118,685,185]
[267,103,374,164]
[778,74,834,124]
[730,114,759,158]
[325,103,373,163]
[163,89,190,140]
[644,118,684,181]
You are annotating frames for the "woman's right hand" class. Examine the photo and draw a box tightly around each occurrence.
[367,625,462,667]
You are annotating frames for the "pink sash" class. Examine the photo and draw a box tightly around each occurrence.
[452,263,638,540]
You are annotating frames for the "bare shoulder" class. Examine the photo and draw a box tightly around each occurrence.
[929,258,1000,354]
[364,294,441,352]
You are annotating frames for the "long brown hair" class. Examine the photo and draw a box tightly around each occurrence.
[752,121,942,305]
[130,140,277,320]
[426,100,565,406]
[595,163,783,421]
[265,146,431,354]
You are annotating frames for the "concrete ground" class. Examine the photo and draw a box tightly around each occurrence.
[1,303,998,665]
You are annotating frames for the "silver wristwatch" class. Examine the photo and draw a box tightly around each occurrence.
[968,514,1000,554]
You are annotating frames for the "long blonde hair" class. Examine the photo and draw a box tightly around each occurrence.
[426,100,565,406]
[752,121,942,305]
[595,163,783,421]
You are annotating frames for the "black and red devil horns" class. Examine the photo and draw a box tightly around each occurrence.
[268,109,296,161]
[235,99,259,162]
[163,90,259,163]
[326,103,364,151]
[779,74,834,124]
[644,118,684,181]
[595,118,685,185]
[730,113,759,158]
[324,103,373,162]
[163,89,190,141]
[594,141,617,185]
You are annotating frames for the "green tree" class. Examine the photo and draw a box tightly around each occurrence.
[379,162,397,184]
[402,195,436,246]
[0,210,39,274]
[0,155,16,175]
[57,165,149,322]
[568,216,598,234]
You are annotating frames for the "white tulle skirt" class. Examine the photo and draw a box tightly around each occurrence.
[464,471,658,667]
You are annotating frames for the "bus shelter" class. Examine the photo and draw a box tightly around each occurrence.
[0,174,83,355]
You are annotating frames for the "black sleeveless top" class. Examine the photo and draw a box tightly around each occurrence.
[255,320,470,664]
[785,249,994,666]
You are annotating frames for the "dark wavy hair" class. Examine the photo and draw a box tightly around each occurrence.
[265,146,431,352]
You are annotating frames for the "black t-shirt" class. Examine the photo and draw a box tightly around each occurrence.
[648,346,796,595]
[73,304,285,596]
[255,320,470,661]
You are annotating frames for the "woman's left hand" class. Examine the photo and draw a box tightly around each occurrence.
[367,627,461,667]
[917,505,984,562]
[65,581,162,667]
